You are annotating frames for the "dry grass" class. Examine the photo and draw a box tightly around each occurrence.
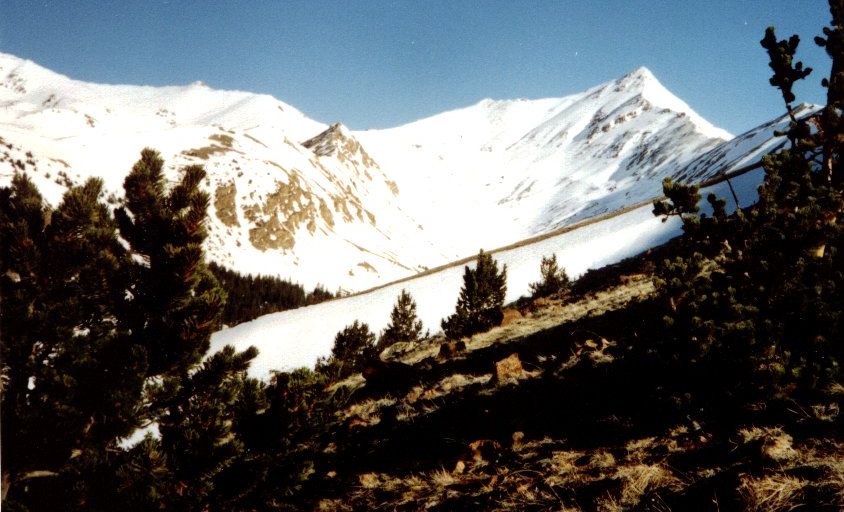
[316,498,351,511]
[385,275,654,372]
[831,454,844,506]
[587,450,617,472]
[402,474,427,493]
[738,426,797,463]
[402,372,488,405]
[379,338,424,362]
[331,427,842,510]
[329,373,365,392]
[413,373,491,402]
[467,276,652,354]
[341,397,395,427]
[357,472,381,489]
[430,467,457,487]
[183,134,238,160]
[798,439,844,507]
[739,474,806,511]
[832,464,844,507]
[392,336,449,365]
[828,382,844,397]
[311,253,842,510]
[624,425,708,463]
[344,468,485,510]
[543,449,586,488]
[386,274,652,370]
[625,437,657,462]
[242,132,268,148]
[213,182,239,227]
[209,133,234,147]
[614,463,680,507]
[596,493,623,512]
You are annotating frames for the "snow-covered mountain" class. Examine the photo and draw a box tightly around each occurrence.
[0,53,444,292]
[0,52,785,293]
[356,67,732,243]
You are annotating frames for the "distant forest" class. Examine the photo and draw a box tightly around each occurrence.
[208,261,333,326]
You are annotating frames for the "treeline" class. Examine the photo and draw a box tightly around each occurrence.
[0,147,535,512]
[208,262,333,326]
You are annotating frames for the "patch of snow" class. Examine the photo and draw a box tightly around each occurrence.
[118,423,160,449]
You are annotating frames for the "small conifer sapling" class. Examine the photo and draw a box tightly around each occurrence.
[379,289,424,349]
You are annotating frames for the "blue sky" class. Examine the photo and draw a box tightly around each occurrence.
[1,1,831,134]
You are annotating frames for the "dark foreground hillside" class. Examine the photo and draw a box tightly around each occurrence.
[289,248,843,511]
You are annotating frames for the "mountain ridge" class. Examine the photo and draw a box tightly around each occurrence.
[0,52,785,292]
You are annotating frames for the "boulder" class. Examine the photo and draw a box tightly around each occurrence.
[494,352,525,384]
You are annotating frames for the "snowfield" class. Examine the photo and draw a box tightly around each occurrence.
[210,167,766,380]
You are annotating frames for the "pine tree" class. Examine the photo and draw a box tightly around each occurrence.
[441,249,507,339]
[306,284,334,305]
[1,150,263,511]
[208,261,309,326]
[113,150,262,511]
[147,346,265,511]
[652,177,701,222]
[254,367,341,499]
[379,289,424,349]
[0,176,146,507]
[320,320,377,379]
[650,6,844,410]
[115,149,225,377]
[529,254,571,299]
[0,177,48,493]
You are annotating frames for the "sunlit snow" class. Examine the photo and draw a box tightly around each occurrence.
[210,169,765,380]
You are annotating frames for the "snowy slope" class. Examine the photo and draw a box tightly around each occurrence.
[210,166,768,380]
[673,103,819,182]
[355,67,732,253]
[0,52,805,379]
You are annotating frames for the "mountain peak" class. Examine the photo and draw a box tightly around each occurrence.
[326,122,351,136]
[302,122,378,166]
[609,66,732,140]
[303,122,351,152]
[627,66,656,80]
[613,66,658,93]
